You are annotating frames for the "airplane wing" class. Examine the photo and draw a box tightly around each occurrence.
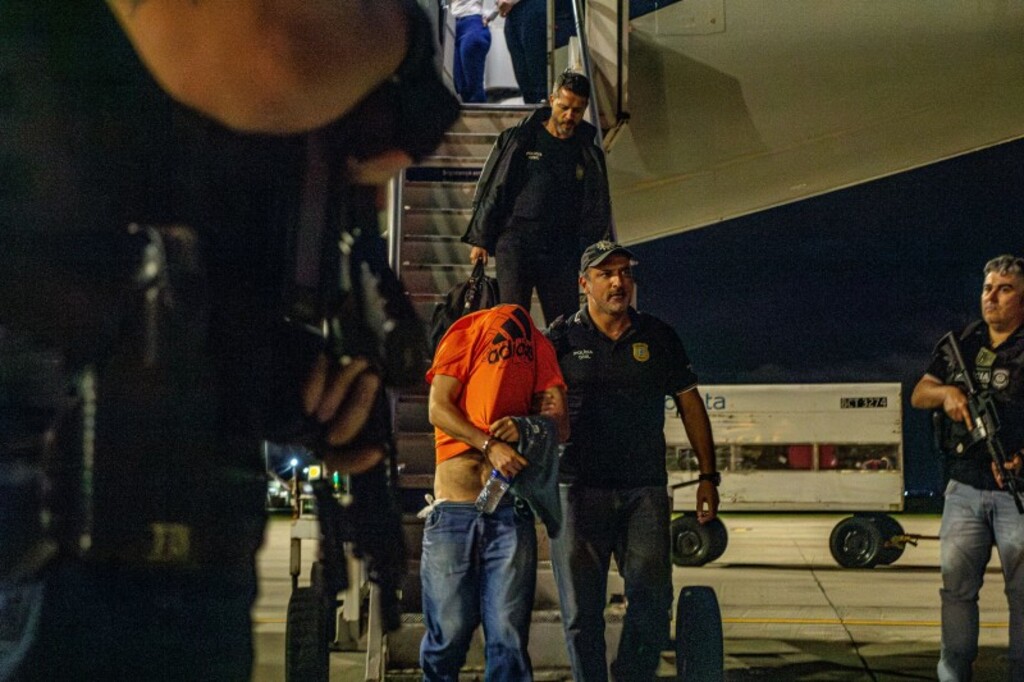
[607,0,1024,244]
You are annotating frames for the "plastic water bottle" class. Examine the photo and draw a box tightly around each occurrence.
[475,469,513,514]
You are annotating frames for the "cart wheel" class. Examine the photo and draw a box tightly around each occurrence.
[286,587,330,682]
[869,514,906,565]
[309,560,339,644]
[671,515,728,567]
[675,585,724,681]
[829,516,883,568]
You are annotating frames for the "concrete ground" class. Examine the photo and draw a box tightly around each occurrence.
[252,512,1016,681]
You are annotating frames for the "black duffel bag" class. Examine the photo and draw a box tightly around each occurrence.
[428,259,500,353]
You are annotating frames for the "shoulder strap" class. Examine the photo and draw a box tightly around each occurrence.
[960,319,985,341]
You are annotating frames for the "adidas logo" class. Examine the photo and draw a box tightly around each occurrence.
[487,307,535,364]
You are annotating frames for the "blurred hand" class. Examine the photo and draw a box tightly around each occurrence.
[347,150,414,185]
[302,354,384,474]
[470,246,489,266]
[497,0,516,17]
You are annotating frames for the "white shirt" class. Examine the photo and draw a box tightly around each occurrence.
[449,0,484,19]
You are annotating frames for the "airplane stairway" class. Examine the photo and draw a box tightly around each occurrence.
[387,103,533,512]
[367,104,628,681]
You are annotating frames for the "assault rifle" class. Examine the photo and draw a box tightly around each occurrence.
[271,172,421,634]
[938,331,1024,514]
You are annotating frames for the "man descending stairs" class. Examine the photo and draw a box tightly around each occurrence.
[372,104,628,681]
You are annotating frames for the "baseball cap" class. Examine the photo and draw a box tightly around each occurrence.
[579,241,639,274]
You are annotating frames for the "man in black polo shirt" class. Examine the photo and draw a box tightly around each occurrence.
[463,70,612,325]
[911,254,1024,682]
[545,241,720,681]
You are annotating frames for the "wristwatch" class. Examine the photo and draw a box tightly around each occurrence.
[698,472,721,486]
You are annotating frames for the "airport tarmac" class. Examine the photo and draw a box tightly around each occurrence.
[251,512,1016,681]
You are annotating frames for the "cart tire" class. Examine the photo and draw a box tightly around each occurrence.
[286,587,330,682]
[829,516,883,568]
[869,514,905,565]
[309,561,338,644]
[671,515,729,567]
[675,585,724,681]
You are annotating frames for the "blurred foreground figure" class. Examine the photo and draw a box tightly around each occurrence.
[0,1,457,679]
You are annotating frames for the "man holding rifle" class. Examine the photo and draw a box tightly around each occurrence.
[912,254,1024,682]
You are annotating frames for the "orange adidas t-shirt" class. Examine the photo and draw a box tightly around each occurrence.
[426,304,566,463]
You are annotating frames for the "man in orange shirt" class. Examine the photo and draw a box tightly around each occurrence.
[422,304,568,680]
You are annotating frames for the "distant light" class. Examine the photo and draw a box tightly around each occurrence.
[290,458,298,467]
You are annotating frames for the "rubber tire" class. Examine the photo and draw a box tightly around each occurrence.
[309,561,338,645]
[675,585,724,681]
[829,516,883,569]
[869,514,905,565]
[671,515,729,567]
[285,587,330,682]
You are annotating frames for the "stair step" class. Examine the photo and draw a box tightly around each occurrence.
[402,182,477,210]
[395,432,436,474]
[394,393,429,431]
[449,105,535,135]
[404,164,482,184]
[399,211,471,239]
[435,132,498,160]
[399,265,484,299]
[399,237,472,268]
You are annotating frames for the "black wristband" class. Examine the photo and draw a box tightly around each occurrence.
[698,472,721,486]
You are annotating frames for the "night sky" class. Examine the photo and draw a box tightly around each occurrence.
[630,137,1024,493]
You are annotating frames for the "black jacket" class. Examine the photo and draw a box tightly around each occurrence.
[461,107,612,253]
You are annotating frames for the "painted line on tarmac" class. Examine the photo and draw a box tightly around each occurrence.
[724,617,1006,628]
[253,614,1009,628]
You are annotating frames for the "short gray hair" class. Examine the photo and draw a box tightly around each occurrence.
[983,254,1024,278]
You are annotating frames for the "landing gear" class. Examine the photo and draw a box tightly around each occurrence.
[828,514,906,568]
[671,514,729,567]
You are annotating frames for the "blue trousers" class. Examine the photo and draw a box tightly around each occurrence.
[454,15,492,103]
[420,501,537,681]
[550,484,673,682]
[504,0,548,103]
[938,480,1024,681]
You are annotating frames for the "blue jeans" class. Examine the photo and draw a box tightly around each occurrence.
[420,501,537,681]
[504,0,547,103]
[454,15,492,103]
[550,484,673,682]
[938,479,1024,681]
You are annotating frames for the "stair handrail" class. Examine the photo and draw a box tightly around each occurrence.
[569,0,618,240]
[570,0,605,154]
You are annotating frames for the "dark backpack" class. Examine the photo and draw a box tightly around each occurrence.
[429,260,500,351]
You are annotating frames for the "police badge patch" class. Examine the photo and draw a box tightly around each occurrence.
[633,343,650,362]
[993,368,1011,390]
